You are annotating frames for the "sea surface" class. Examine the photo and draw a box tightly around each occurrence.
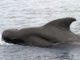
[1,0,80,60]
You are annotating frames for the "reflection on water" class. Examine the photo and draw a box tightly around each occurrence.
[0,44,80,60]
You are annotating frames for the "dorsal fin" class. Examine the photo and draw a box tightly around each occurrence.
[44,17,76,30]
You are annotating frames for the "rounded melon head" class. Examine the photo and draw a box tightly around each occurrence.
[2,29,20,44]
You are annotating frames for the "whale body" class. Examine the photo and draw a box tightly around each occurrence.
[2,17,80,47]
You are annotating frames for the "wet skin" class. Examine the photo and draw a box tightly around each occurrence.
[2,17,80,47]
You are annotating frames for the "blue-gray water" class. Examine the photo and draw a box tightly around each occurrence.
[1,0,80,60]
[1,44,80,60]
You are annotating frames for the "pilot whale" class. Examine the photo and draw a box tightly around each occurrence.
[2,17,80,47]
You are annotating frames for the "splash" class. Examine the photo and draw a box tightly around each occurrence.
[0,34,13,45]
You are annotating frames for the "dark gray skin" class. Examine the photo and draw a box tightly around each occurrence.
[2,17,80,47]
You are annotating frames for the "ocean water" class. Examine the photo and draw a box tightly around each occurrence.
[1,0,80,60]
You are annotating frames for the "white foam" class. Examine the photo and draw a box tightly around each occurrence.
[0,34,13,45]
